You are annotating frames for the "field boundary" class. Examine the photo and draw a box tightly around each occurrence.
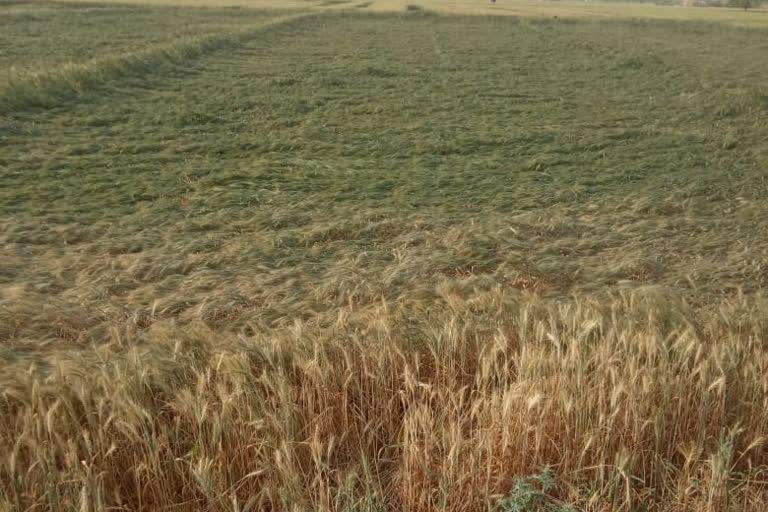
[0,12,316,115]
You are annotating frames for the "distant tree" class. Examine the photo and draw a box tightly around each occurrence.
[728,0,755,10]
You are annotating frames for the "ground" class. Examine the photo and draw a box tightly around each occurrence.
[1,1,768,511]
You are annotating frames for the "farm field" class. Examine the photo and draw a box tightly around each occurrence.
[1,1,768,511]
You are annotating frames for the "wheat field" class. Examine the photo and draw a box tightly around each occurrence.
[2,1,768,510]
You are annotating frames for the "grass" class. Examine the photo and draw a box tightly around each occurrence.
[0,13,307,113]
[368,0,768,27]
[2,2,768,510]
[35,0,768,27]
[0,4,285,78]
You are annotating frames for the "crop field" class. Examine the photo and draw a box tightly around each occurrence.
[1,1,768,510]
